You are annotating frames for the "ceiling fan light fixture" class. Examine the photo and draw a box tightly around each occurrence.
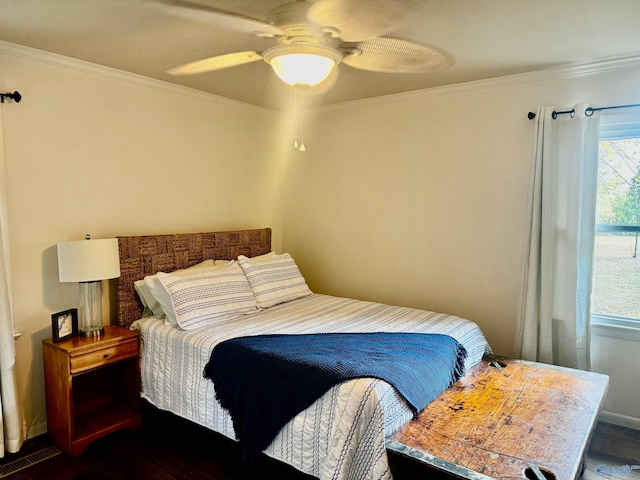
[263,44,343,89]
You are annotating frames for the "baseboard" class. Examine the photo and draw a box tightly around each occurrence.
[599,410,640,431]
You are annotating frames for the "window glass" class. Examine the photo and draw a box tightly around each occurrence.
[592,113,640,322]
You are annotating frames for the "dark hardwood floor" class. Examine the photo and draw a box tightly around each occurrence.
[1,402,316,480]
[582,422,640,479]
[2,404,639,480]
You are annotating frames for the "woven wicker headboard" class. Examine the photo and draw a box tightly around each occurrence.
[116,228,272,327]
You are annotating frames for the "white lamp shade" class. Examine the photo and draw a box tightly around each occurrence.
[57,238,121,282]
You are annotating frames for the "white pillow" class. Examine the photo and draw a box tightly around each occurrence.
[157,262,257,330]
[133,280,158,317]
[237,253,312,308]
[212,253,274,267]
[138,259,216,321]
[246,251,277,262]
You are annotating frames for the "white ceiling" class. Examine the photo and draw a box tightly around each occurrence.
[1,0,640,110]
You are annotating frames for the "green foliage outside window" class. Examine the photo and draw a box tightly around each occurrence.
[612,171,640,226]
[597,139,640,226]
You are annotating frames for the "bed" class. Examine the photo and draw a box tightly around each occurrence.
[116,227,492,480]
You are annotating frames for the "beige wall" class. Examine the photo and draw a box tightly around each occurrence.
[0,43,285,437]
[281,87,532,357]
[592,332,640,426]
[281,65,640,420]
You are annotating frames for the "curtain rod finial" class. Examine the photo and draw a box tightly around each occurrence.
[0,91,21,104]
[528,111,536,120]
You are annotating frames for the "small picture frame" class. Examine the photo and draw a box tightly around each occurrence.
[52,308,78,343]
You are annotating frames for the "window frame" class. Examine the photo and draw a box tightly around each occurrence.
[591,109,640,334]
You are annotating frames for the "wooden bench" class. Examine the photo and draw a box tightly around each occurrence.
[386,357,609,479]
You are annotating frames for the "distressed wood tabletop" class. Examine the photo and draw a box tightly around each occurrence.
[387,357,609,479]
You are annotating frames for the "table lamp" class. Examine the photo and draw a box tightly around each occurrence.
[57,235,120,337]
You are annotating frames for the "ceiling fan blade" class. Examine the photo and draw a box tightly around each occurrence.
[167,51,263,76]
[149,0,284,36]
[308,0,420,42]
[341,37,453,74]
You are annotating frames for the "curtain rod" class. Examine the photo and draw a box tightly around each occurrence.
[527,102,640,120]
[0,91,21,104]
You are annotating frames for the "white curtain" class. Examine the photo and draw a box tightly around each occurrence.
[515,103,602,370]
[0,109,26,457]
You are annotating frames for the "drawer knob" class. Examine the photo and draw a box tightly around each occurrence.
[103,353,110,359]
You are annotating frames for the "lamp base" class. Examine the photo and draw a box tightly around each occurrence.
[80,327,105,338]
[78,281,105,337]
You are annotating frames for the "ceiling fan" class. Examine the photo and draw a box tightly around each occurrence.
[151,0,454,91]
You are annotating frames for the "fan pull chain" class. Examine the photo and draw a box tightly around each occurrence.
[299,92,306,152]
[293,89,306,152]
[293,90,298,150]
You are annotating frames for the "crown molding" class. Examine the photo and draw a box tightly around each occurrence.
[0,40,278,118]
[4,39,640,116]
[311,54,640,114]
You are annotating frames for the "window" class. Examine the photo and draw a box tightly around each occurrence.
[592,112,640,325]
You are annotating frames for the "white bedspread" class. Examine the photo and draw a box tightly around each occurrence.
[134,293,491,480]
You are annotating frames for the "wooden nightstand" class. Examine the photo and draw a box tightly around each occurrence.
[42,324,142,456]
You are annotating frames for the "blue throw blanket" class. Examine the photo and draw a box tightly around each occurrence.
[203,332,467,460]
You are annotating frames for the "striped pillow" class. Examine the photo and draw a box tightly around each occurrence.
[138,259,216,321]
[157,262,258,330]
[238,253,312,308]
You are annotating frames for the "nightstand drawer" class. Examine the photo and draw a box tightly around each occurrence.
[70,340,138,374]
